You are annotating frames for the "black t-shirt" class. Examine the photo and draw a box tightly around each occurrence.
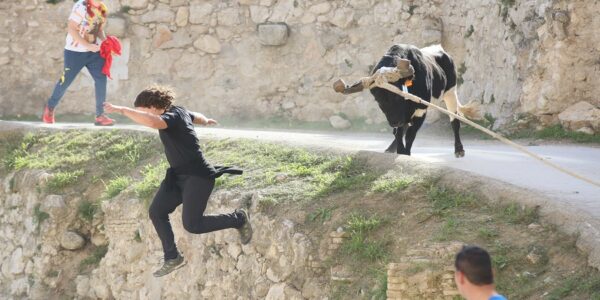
[159,106,215,176]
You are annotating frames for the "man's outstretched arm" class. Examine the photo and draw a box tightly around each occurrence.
[104,103,167,129]
[190,111,218,126]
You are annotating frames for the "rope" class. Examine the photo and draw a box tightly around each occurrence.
[369,80,600,188]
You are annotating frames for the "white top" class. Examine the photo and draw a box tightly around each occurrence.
[65,0,106,52]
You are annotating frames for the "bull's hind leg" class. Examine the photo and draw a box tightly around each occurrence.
[442,87,465,157]
[385,128,399,153]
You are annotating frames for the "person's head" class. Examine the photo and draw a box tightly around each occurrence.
[454,245,495,298]
[134,85,175,115]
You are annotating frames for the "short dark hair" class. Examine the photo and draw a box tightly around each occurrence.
[455,245,494,285]
[134,85,175,109]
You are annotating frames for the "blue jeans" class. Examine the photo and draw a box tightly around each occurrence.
[47,49,107,116]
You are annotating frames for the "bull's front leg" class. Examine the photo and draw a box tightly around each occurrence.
[395,126,410,156]
[404,116,426,156]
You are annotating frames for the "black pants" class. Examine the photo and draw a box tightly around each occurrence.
[149,175,243,259]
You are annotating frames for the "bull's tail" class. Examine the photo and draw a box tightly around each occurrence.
[457,99,483,120]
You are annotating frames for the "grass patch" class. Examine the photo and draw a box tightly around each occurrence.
[502,203,538,225]
[46,169,84,193]
[103,176,132,199]
[79,245,108,270]
[477,226,499,240]
[215,175,246,189]
[78,200,99,223]
[547,271,600,300]
[370,176,415,193]
[510,124,600,144]
[308,207,333,223]
[457,62,467,85]
[133,230,142,243]
[342,214,388,262]
[464,25,474,38]
[435,216,460,241]
[133,160,168,207]
[427,185,476,216]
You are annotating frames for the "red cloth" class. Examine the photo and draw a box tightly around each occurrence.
[100,36,121,79]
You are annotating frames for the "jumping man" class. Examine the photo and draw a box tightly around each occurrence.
[104,85,253,277]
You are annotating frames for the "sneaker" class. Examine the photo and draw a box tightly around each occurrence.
[42,105,55,124]
[235,208,253,245]
[94,114,115,126]
[153,253,186,277]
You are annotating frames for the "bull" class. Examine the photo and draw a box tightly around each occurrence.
[334,44,480,157]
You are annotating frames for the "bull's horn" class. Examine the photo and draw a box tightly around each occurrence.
[396,58,411,69]
[333,79,365,94]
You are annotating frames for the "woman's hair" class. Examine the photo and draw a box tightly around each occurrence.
[134,85,175,110]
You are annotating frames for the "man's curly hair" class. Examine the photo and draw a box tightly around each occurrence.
[134,85,175,110]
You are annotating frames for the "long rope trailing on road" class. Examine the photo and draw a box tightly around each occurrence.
[335,71,600,188]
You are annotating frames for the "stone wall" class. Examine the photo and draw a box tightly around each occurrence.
[0,169,326,299]
[0,0,599,132]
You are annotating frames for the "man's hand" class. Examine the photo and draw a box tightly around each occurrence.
[103,102,124,114]
[205,118,218,126]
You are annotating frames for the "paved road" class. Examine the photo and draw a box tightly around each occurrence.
[3,120,600,218]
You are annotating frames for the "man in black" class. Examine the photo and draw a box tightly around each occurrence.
[104,85,252,277]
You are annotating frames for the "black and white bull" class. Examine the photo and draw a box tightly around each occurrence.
[334,44,480,157]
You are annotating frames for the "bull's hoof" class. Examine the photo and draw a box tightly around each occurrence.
[454,150,465,158]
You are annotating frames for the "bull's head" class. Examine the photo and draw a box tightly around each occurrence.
[333,57,415,127]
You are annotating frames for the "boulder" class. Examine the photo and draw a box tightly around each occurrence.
[189,3,213,25]
[329,115,351,129]
[309,2,331,15]
[193,35,222,54]
[106,17,127,38]
[175,7,189,27]
[60,231,86,250]
[140,5,174,23]
[257,23,289,46]
[250,5,270,23]
[121,0,148,10]
[152,25,172,48]
[41,195,67,219]
[9,247,25,275]
[558,101,600,132]
[330,7,354,28]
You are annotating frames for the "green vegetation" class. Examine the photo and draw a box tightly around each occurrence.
[457,62,467,85]
[464,25,474,38]
[133,230,142,243]
[308,207,333,223]
[133,160,168,207]
[2,129,599,299]
[33,204,50,230]
[502,202,539,225]
[371,176,415,193]
[79,245,108,271]
[342,214,388,262]
[510,124,600,144]
[46,169,84,192]
[547,271,600,300]
[120,5,132,14]
[103,176,132,199]
[78,200,99,223]
[427,185,476,216]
